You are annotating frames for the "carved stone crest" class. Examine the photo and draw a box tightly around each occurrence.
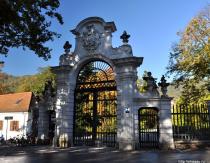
[82,24,101,52]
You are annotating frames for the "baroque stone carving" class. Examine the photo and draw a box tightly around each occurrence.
[59,41,79,66]
[158,75,170,97]
[120,31,130,43]
[142,72,159,97]
[82,24,101,52]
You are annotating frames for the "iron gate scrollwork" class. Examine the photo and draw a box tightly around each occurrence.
[138,108,159,149]
[73,60,117,147]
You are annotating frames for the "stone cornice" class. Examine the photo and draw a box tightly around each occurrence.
[51,65,73,74]
[112,56,143,67]
[71,17,116,36]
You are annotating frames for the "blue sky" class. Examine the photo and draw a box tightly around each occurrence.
[0,0,209,81]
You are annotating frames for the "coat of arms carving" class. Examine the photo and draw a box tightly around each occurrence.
[82,24,101,52]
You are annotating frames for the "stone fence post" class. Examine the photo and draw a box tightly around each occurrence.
[206,100,210,126]
[159,98,175,149]
[206,100,210,111]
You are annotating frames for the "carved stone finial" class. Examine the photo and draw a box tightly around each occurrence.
[143,72,158,91]
[120,31,130,43]
[63,41,72,54]
[158,75,170,97]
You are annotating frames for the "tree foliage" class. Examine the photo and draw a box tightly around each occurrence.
[166,6,210,104]
[0,67,56,96]
[0,0,63,60]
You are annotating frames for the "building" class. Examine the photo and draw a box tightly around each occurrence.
[0,92,34,140]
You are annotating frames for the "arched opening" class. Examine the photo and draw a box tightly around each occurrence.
[138,107,159,149]
[73,60,117,147]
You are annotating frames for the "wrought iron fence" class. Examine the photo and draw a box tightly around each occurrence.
[172,104,210,141]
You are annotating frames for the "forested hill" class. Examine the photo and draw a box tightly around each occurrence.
[0,67,55,96]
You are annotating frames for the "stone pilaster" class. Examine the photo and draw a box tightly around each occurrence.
[159,98,175,149]
[116,74,135,150]
[206,100,210,128]
[206,100,210,111]
[52,65,73,147]
[113,57,143,150]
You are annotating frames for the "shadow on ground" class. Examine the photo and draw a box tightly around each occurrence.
[0,145,209,163]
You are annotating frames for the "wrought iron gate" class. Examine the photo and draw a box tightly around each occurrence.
[138,108,159,149]
[73,61,117,147]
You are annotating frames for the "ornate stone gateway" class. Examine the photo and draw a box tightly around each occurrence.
[42,17,176,150]
[73,60,117,146]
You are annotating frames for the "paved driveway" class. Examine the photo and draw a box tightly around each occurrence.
[0,145,209,163]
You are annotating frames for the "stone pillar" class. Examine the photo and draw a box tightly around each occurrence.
[206,100,210,111]
[53,66,73,148]
[206,100,210,128]
[37,101,49,140]
[113,57,143,151]
[55,81,70,148]
[117,74,136,150]
[159,98,175,149]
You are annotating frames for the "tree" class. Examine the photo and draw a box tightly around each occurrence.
[0,67,56,96]
[0,0,63,60]
[166,6,210,104]
[16,67,56,96]
[0,61,14,94]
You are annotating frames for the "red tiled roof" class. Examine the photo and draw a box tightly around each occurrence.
[0,92,32,112]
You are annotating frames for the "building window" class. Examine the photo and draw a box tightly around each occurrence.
[10,121,19,131]
[0,121,3,130]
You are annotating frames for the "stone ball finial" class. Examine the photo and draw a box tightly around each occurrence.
[120,31,130,43]
[63,41,72,54]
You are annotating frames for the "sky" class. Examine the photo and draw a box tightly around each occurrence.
[0,0,209,81]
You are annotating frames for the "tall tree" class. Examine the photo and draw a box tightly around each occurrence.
[0,0,63,60]
[166,5,210,104]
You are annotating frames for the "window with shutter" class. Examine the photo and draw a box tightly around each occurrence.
[10,121,19,131]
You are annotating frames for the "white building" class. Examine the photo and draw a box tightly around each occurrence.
[0,92,33,140]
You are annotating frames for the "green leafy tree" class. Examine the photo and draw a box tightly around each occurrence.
[0,66,56,96]
[0,0,63,60]
[16,67,56,96]
[0,61,18,94]
[166,6,210,104]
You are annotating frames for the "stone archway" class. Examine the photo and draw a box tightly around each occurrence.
[50,17,174,150]
[73,60,117,147]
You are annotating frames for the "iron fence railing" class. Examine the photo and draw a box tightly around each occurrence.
[172,104,210,141]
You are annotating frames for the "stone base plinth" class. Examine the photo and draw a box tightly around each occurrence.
[119,141,135,151]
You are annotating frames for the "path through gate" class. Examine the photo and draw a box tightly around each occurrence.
[138,108,159,149]
[73,61,117,147]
